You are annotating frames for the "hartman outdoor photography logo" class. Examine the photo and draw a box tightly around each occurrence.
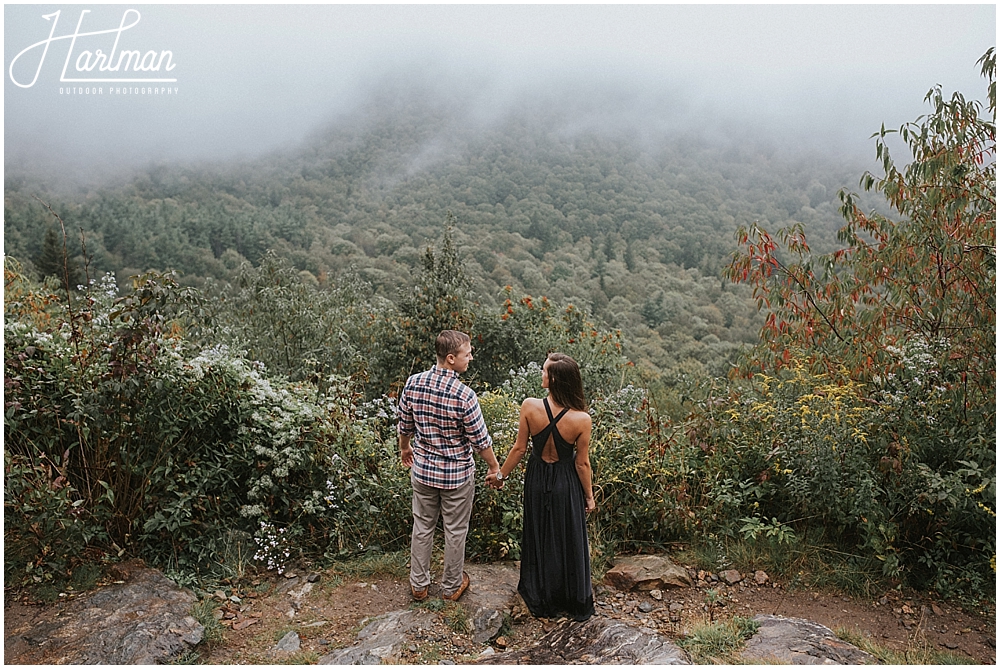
[9,8,179,96]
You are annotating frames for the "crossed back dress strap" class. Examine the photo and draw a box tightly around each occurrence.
[543,397,569,432]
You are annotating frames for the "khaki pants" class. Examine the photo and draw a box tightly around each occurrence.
[410,474,475,596]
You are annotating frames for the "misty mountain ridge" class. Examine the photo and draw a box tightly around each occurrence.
[5,80,885,376]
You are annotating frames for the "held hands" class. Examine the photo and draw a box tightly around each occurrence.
[486,469,504,489]
[585,496,597,514]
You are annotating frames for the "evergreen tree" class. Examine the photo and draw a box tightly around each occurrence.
[36,225,81,291]
[397,219,476,373]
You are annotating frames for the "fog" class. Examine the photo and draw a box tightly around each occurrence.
[4,4,995,186]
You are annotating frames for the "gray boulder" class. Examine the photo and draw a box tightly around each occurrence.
[741,614,877,664]
[274,631,301,653]
[461,563,521,643]
[479,617,691,664]
[318,609,437,664]
[5,566,203,664]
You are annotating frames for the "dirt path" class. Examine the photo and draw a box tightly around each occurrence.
[5,562,995,664]
[194,564,995,664]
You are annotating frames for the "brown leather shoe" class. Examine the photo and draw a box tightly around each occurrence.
[411,585,428,601]
[442,572,470,602]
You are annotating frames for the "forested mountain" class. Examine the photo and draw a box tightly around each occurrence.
[4,87,878,378]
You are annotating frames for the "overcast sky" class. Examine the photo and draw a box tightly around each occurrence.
[4,3,996,182]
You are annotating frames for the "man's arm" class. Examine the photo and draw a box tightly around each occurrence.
[477,445,500,474]
[400,433,414,468]
[398,383,415,468]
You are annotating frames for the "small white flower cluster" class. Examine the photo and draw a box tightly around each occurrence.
[188,344,243,380]
[878,339,949,417]
[4,321,31,336]
[591,384,647,418]
[490,414,519,445]
[187,346,333,521]
[98,273,118,298]
[498,363,545,402]
[252,520,292,573]
[358,395,395,421]
[320,453,353,517]
[322,478,340,509]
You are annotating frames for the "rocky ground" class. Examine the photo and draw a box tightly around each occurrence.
[4,557,995,664]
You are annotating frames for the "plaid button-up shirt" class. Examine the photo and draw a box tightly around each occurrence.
[397,365,493,489]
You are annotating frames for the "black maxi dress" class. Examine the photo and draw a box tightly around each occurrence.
[517,398,594,621]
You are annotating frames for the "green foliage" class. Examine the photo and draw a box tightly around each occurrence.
[444,602,472,633]
[587,384,700,551]
[4,448,107,587]
[36,224,83,291]
[701,528,884,598]
[411,597,447,612]
[738,516,796,545]
[331,550,410,580]
[367,223,477,394]
[3,263,406,576]
[204,251,380,387]
[468,390,524,559]
[191,598,225,646]
[691,362,995,596]
[472,288,631,395]
[316,399,412,559]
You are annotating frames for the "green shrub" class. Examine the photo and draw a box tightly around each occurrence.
[4,449,108,587]
[588,384,699,550]
[4,264,411,576]
[468,389,524,559]
[691,359,995,600]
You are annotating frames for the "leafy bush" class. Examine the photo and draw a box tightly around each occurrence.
[469,366,702,561]
[4,449,108,587]
[690,360,995,597]
[3,261,405,575]
[203,250,381,388]
[467,389,524,559]
[588,384,700,550]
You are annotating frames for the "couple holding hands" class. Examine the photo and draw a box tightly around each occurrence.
[398,330,596,621]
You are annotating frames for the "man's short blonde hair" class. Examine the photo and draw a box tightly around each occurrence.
[436,330,470,360]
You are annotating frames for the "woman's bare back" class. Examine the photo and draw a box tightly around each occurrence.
[522,397,590,463]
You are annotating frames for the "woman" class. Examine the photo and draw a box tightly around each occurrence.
[488,352,596,621]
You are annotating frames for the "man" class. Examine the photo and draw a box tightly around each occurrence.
[397,330,500,601]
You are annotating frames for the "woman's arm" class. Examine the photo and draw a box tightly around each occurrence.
[574,416,596,513]
[487,399,532,488]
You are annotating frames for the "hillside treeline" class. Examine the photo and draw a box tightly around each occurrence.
[5,90,877,379]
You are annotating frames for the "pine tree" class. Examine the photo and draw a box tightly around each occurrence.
[397,219,476,375]
[36,226,81,291]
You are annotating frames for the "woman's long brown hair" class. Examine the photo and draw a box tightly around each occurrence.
[546,352,587,412]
